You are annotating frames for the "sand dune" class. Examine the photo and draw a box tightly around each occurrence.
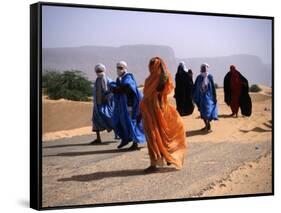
[42,98,92,134]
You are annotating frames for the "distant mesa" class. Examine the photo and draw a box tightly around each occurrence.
[43,45,271,86]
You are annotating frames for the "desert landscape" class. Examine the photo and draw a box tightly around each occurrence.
[42,85,272,207]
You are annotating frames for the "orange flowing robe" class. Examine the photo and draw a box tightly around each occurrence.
[140,59,187,169]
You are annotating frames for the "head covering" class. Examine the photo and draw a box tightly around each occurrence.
[200,63,210,92]
[179,61,185,66]
[94,64,107,103]
[144,57,173,98]
[95,63,106,78]
[230,64,237,72]
[178,61,187,73]
[95,63,106,72]
[117,61,127,69]
[116,61,128,77]
[200,63,210,72]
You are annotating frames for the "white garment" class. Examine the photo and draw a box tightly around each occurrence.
[201,71,209,90]
[200,63,210,92]
[96,72,105,78]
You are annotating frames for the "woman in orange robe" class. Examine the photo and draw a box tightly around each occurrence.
[140,57,187,172]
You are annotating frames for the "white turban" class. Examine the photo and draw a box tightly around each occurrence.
[201,63,210,91]
[201,63,210,71]
[117,61,127,69]
[117,61,128,77]
[95,63,106,73]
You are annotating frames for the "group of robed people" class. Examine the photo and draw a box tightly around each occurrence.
[174,62,252,131]
[91,57,252,172]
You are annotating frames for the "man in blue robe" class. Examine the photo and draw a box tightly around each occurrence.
[91,64,115,144]
[109,61,145,150]
[193,63,218,131]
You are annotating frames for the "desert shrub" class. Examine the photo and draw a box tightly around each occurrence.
[42,70,61,93]
[42,70,93,101]
[250,84,262,93]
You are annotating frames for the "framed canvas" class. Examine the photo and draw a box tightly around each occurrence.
[30,1,274,210]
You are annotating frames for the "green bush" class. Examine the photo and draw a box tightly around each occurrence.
[42,70,93,101]
[250,84,262,93]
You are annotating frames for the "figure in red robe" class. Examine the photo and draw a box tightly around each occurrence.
[224,65,252,117]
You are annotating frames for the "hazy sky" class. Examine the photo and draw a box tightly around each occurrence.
[42,5,272,64]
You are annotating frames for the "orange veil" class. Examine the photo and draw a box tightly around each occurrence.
[140,57,187,169]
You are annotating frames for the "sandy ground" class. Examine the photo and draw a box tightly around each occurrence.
[42,85,272,207]
[42,97,92,134]
[201,153,272,197]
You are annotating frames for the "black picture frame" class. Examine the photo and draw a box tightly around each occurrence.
[30,1,274,210]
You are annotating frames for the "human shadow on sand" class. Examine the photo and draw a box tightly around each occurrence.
[218,114,233,118]
[58,167,177,182]
[240,127,272,133]
[185,129,212,137]
[263,121,272,129]
[44,147,141,157]
[43,141,116,149]
[268,120,272,124]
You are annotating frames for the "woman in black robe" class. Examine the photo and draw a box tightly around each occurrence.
[174,62,194,116]
[224,65,252,117]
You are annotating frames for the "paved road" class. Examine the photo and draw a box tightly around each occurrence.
[42,131,271,208]
[43,133,128,163]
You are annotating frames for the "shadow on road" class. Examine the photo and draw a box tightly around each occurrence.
[186,129,210,137]
[44,148,140,157]
[58,167,177,182]
[43,141,116,149]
